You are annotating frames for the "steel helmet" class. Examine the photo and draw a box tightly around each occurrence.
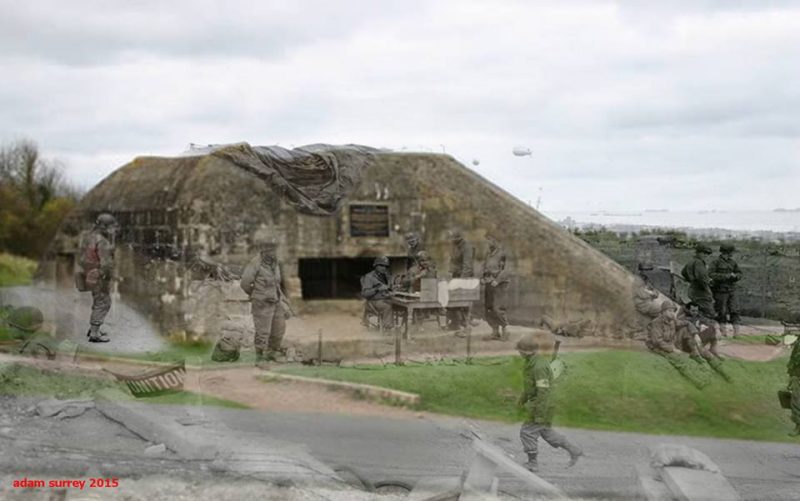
[95,213,118,228]
[516,335,539,355]
[374,256,390,268]
[7,306,44,333]
[719,243,736,254]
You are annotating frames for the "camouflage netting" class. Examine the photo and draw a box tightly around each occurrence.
[209,143,380,216]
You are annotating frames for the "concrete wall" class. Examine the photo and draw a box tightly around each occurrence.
[41,151,645,339]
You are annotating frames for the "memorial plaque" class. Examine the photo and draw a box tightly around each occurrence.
[350,204,390,237]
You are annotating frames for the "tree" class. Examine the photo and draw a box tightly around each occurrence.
[0,139,82,258]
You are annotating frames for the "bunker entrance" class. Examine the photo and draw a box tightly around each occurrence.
[299,257,375,299]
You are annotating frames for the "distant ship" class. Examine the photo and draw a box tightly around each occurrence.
[774,208,800,212]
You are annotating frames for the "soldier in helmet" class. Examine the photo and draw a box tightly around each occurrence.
[361,256,394,330]
[709,243,742,337]
[405,232,423,271]
[646,301,679,354]
[79,213,118,343]
[481,234,510,340]
[401,251,437,293]
[5,306,57,360]
[240,238,290,369]
[447,229,474,331]
[681,243,716,320]
[517,334,583,472]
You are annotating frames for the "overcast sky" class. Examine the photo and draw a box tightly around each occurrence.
[1,0,799,212]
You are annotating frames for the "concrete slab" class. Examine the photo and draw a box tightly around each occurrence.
[662,466,741,501]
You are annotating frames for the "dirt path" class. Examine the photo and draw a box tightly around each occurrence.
[185,366,424,418]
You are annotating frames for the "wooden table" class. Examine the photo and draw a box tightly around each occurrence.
[389,295,475,340]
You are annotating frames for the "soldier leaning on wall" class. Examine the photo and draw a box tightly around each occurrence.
[76,213,118,343]
[709,243,742,337]
[240,238,292,370]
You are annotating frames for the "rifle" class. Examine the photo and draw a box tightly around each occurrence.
[551,339,561,362]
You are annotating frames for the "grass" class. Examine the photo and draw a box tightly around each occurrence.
[278,350,796,443]
[0,253,37,286]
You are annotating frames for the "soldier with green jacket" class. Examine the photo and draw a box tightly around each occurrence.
[788,339,800,437]
[709,243,742,337]
[517,335,582,472]
[4,306,58,360]
[447,229,474,331]
[681,244,716,319]
[482,234,510,340]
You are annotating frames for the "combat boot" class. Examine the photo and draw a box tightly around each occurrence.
[87,325,110,343]
[732,324,741,337]
[719,324,728,338]
[500,326,509,341]
[255,349,270,370]
[524,453,538,472]
[266,349,287,363]
[565,443,583,467]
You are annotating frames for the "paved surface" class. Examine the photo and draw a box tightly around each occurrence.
[137,404,800,500]
[0,286,166,354]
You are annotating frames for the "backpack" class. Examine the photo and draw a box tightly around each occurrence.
[75,237,102,291]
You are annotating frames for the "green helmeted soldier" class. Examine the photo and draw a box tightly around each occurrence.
[709,243,742,337]
[645,301,679,354]
[788,339,800,437]
[5,306,57,360]
[681,244,716,320]
[361,256,394,329]
[79,213,118,343]
[240,239,289,369]
[482,234,510,340]
[517,335,582,472]
[447,229,474,331]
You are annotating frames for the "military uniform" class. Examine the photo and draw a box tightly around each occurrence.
[4,307,57,360]
[80,225,116,341]
[517,337,582,471]
[676,309,720,360]
[361,264,393,328]
[788,340,800,435]
[240,253,287,360]
[645,311,677,354]
[709,251,742,326]
[482,242,510,337]
[447,235,474,330]
[681,249,715,319]
[402,254,437,293]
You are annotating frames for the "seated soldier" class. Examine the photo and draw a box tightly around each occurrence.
[361,256,394,330]
[645,301,679,354]
[676,301,722,361]
[633,268,661,319]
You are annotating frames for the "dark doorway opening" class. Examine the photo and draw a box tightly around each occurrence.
[299,257,374,299]
[299,256,406,299]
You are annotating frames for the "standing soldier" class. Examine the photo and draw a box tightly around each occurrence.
[447,229,474,331]
[361,256,394,330]
[78,213,118,343]
[405,232,423,270]
[481,234,510,340]
[788,338,800,437]
[709,244,742,337]
[240,239,289,369]
[517,335,583,472]
[681,244,716,320]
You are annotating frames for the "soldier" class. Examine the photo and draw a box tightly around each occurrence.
[79,213,118,343]
[788,338,800,437]
[633,267,662,319]
[681,244,716,320]
[481,234,510,340]
[676,302,722,357]
[5,306,57,360]
[447,229,474,331]
[709,244,742,337]
[405,232,423,270]
[645,301,679,354]
[361,256,394,330]
[517,335,583,472]
[402,251,437,292]
[240,239,290,369]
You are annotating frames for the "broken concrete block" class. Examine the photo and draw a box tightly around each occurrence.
[144,443,167,456]
[36,398,94,418]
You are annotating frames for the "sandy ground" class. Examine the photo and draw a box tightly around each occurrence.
[188,367,424,418]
